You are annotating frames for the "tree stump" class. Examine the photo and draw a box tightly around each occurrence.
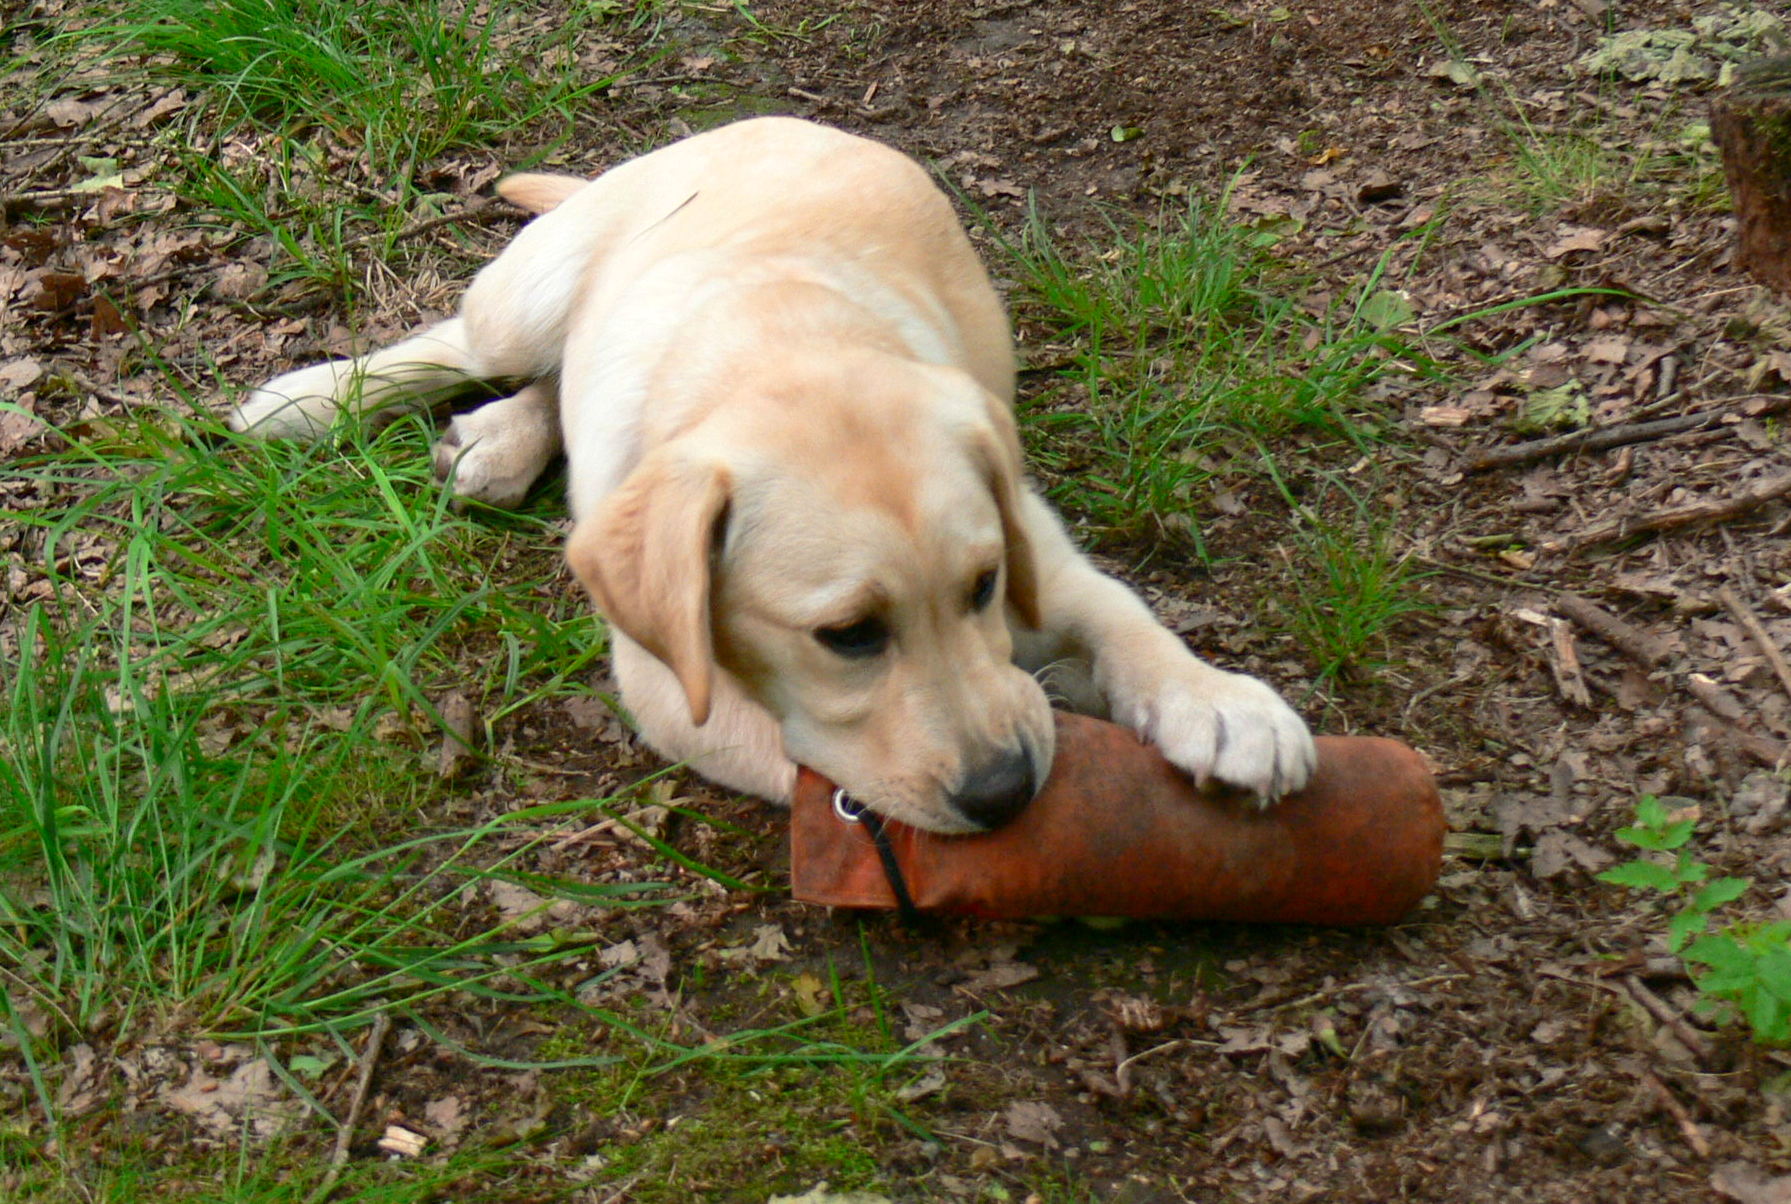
[1712,55,1791,293]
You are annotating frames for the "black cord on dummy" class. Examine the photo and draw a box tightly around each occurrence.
[831,789,922,926]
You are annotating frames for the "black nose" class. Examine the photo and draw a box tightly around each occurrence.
[950,750,1036,831]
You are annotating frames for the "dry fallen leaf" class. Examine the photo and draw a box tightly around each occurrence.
[423,1095,469,1141]
[161,1057,301,1141]
[959,960,1039,992]
[791,971,829,1016]
[768,1187,893,1204]
[1530,830,1612,878]
[1544,227,1607,258]
[718,922,791,963]
[487,879,550,927]
[1713,1162,1791,1204]
[54,1044,104,1118]
[1584,335,1631,364]
[0,397,44,457]
[210,261,269,301]
[1003,1099,1064,1147]
[0,358,44,391]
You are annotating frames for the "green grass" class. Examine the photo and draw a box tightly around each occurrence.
[59,0,642,305]
[1000,190,1444,683]
[0,405,657,1116]
[0,398,963,1197]
[5,1137,530,1203]
[1488,111,1728,217]
[1005,191,1430,554]
[1270,478,1435,684]
[74,0,613,176]
[1417,4,1729,218]
[540,942,981,1202]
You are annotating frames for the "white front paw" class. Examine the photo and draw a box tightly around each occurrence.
[1114,667,1316,801]
[229,361,355,439]
[433,415,530,508]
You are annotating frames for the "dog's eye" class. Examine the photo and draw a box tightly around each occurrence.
[970,568,999,611]
[815,617,889,659]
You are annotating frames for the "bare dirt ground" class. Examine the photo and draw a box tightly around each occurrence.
[8,0,1791,1200]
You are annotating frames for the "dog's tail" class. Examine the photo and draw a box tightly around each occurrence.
[497,173,587,215]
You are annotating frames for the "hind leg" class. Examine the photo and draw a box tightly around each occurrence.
[432,379,563,509]
[232,188,594,442]
[229,318,488,439]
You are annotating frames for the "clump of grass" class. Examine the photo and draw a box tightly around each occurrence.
[74,0,611,175]
[544,939,981,1201]
[1488,112,1728,217]
[1277,489,1434,683]
[63,0,634,304]
[0,405,648,1128]
[1005,191,1427,551]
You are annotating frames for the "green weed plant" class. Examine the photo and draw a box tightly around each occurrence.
[1599,795,1791,1046]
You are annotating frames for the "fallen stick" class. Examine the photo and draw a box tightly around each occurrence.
[1549,469,1791,553]
[1685,672,1749,723]
[1547,616,1592,707]
[1716,585,1791,708]
[1467,395,1791,473]
[307,1013,392,1204]
[1467,410,1719,472]
[1683,677,1789,767]
[1556,595,1785,766]
[1555,593,1671,667]
[1641,1068,1712,1159]
[1625,975,1717,1065]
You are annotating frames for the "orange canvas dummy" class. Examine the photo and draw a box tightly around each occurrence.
[789,711,1444,924]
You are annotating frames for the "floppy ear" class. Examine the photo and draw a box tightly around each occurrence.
[971,403,1042,630]
[565,450,731,726]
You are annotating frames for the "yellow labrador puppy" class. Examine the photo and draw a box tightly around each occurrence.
[231,117,1314,833]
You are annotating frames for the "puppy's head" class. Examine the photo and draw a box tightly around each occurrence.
[566,357,1054,833]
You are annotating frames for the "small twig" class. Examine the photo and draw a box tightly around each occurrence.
[68,370,145,410]
[1550,469,1791,553]
[0,187,110,212]
[784,86,895,120]
[1,133,154,151]
[1547,616,1592,707]
[341,200,504,252]
[1235,973,1466,1015]
[1684,673,1789,767]
[1684,699,1791,768]
[1716,585,1791,709]
[595,1173,649,1204]
[0,964,78,1034]
[1555,593,1671,667]
[1685,672,1749,723]
[1467,409,1722,472]
[1536,966,1723,1062]
[1115,1038,1189,1095]
[1641,1069,1711,1159]
[505,754,603,778]
[1415,554,1561,594]
[1624,975,1716,1064]
[308,1013,391,1204]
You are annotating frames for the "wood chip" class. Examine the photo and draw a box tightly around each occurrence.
[377,1124,428,1157]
